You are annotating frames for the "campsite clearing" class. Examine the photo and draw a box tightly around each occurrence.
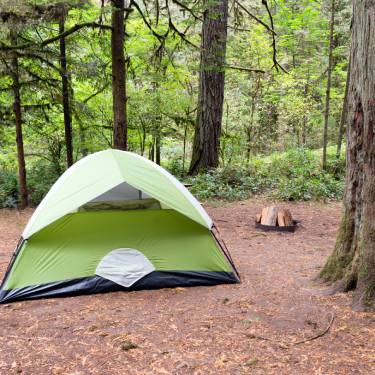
[0,199,374,374]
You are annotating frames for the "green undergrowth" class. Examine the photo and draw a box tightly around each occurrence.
[0,147,345,208]
[0,160,60,208]
[184,147,345,202]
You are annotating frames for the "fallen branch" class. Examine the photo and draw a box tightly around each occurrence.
[247,313,335,347]
[294,313,335,345]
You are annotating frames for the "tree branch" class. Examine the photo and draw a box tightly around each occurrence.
[261,0,288,73]
[166,0,199,49]
[83,83,110,103]
[0,22,112,51]
[171,0,202,21]
[130,0,167,43]
[234,0,276,35]
[225,64,265,74]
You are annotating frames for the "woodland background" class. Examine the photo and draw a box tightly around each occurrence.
[0,0,351,207]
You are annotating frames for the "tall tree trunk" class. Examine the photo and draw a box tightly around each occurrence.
[320,1,375,311]
[189,0,228,175]
[111,0,127,150]
[336,59,351,158]
[10,31,28,209]
[322,0,336,170]
[59,8,73,167]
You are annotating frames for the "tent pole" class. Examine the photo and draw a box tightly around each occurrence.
[211,224,240,281]
[0,237,25,290]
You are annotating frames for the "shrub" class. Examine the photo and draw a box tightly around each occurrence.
[186,148,345,202]
[0,160,60,208]
[0,170,18,208]
[27,162,60,206]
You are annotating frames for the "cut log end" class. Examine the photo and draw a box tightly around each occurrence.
[257,206,293,227]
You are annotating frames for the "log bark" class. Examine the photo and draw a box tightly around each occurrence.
[59,7,74,167]
[111,0,127,150]
[189,0,228,175]
[10,31,28,209]
[320,1,375,311]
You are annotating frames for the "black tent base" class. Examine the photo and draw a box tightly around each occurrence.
[0,270,238,304]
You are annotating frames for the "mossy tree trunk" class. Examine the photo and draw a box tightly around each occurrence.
[320,1,375,311]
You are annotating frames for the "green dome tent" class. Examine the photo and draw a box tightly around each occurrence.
[0,150,239,303]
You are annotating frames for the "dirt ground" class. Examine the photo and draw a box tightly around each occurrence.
[0,199,375,375]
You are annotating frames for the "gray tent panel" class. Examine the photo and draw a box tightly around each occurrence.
[95,248,156,287]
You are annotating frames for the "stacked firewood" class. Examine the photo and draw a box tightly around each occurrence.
[255,206,293,227]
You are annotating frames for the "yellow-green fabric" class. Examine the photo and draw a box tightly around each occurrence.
[5,210,230,290]
[23,150,211,238]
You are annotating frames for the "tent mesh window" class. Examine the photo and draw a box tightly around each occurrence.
[79,181,161,211]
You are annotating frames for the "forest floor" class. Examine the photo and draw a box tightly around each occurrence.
[0,199,375,375]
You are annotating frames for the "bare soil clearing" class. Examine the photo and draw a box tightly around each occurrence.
[0,200,374,374]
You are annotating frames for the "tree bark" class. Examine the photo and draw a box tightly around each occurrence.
[10,31,28,209]
[322,0,336,170]
[320,1,375,311]
[59,8,74,167]
[189,0,228,175]
[111,0,127,150]
[336,59,351,158]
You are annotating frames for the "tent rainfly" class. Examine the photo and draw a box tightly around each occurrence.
[0,150,239,303]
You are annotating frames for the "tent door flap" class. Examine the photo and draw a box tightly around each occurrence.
[95,248,155,287]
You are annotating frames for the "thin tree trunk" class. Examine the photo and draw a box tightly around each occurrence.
[182,121,188,173]
[74,110,88,157]
[320,0,375,311]
[336,59,351,158]
[137,120,146,156]
[302,75,309,146]
[246,101,256,163]
[221,101,229,166]
[149,139,155,161]
[111,0,127,150]
[189,0,228,175]
[155,130,161,165]
[59,8,73,167]
[10,31,28,209]
[322,0,336,170]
